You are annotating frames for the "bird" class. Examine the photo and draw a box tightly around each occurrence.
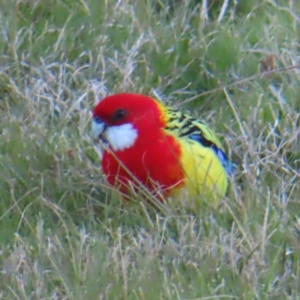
[91,93,234,205]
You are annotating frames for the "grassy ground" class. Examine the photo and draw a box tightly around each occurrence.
[0,0,299,299]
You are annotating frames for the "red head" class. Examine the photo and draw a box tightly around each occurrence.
[92,93,166,151]
[93,93,165,126]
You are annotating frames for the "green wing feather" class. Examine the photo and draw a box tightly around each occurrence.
[163,107,224,149]
[162,106,235,176]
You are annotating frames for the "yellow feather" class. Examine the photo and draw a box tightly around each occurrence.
[179,139,228,199]
[156,99,229,203]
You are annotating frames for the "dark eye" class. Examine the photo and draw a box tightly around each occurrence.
[113,109,126,121]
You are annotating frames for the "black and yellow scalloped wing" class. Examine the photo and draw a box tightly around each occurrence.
[163,108,229,198]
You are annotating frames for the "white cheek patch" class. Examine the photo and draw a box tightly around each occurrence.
[106,123,138,151]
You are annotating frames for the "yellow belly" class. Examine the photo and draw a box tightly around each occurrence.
[176,139,228,205]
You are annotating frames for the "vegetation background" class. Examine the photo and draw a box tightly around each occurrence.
[0,0,299,299]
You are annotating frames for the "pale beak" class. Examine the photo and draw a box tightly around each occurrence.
[91,117,107,142]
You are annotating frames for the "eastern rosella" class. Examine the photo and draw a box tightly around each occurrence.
[92,93,234,203]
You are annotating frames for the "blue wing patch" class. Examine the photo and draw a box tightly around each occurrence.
[212,146,236,176]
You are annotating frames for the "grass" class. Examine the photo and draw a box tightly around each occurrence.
[0,0,299,299]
